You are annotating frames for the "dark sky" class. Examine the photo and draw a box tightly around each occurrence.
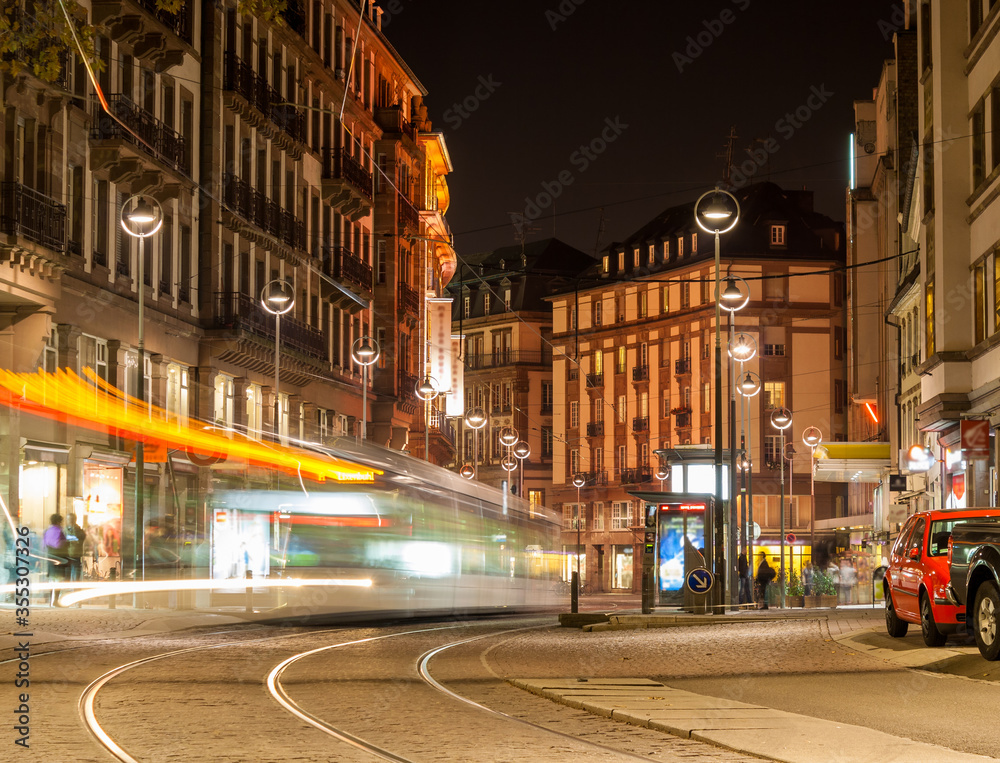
[385,0,901,257]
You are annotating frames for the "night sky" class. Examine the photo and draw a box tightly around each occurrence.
[385,0,902,257]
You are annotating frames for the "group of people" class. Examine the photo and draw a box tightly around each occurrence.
[43,513,87,601]
[734,551,867,609]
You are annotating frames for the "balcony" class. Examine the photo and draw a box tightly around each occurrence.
[621,466,653,485]
[585,372,604,389]
[464,350,553,369]
[321,148,374,221]
[223,52,306,152]
[397,370,418,406]
[320,246,372,306]
[674,358,691,375]
[92,0,192,71]
[0,182,66,254]
[375,105,417,142]
[398,282,420,318]
[212,291,326,360]
[632,365,649,382]
[578,471,607,487]
[397,192,420,234]
[586,422,604,437]
[222,173,306,252]
[674,412,691,428]
[632,416,649,433]
[90,94,189,186]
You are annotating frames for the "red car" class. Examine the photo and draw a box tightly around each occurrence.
[884,507,1000,646]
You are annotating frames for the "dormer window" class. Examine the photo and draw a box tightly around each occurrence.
[602,255,610,273]
[648,244,654,265]
[691,234,698,254]
[618,251,625,271]
[633,248,640,267]
[677,236,685,258]
[770,224,786,246]
[663,240,670,260]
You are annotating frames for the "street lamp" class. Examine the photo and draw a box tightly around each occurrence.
[261,279,296,441]
[728,330,756,572]
[802,426,823,567]
[351,336,380,442]
[513,440,531,499]
[770,406,792,608]
[120,194,163,586]
[572,473,587,613]
[415,375,439,462]
[738,371,761,564]
[719,274,749,608]
[465,406,487,479]
[695,185,740,612]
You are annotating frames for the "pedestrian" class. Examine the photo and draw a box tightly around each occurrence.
[802,563,814,596]
[755,552,775,610]
[737,552,752,605]
[64,513,85,583]
[43,513,69,603]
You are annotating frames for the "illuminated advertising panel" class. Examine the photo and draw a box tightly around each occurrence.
[446,334,464,417]
[427,298,453,393]
[656,501,706,605]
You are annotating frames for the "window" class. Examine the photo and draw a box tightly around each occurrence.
[764,274,786,300]
[691,234,697,254]
[770,225,786,246]
[463,295,470,318]
[647,245,654,265]
[40,329,57,372]
[677,236,684,258]
[662,390,671,418]
[78,334,109,386]
[594,349,603,375]
[246,383,263,439]
[541,381,553,412]
[594,447,603,472]
[527,490,544,517]
[680,281,690,309]
[617,444,626,472]
[504,288,511,310]
[594,299,602,326]
[638,290,647,318]
[616,346,626,374]
[484,293,491,314]
[563,504,583,530]
[763,381,785,409]
[602,255,610,273]
[612,501,632,530]
[569,305,577,330]
[702,382,710,412]
[633,248,640,267]
[213,373,234,428]
[993,85,1000,172]
[972,101,986,190]
[700,276,710,304]
[618,251,625,270]
[762,344,785,356]
[593,400,603,423]
[570,400,579,428]
[617,394,627,423]
[542,427,553,457]
[974,260,987,344]
[592,502,604,531]
[570,448,580,474]
[663,240,670,260]
[662,285,669,313]
[764,435,781,467]
[376,240,386,284]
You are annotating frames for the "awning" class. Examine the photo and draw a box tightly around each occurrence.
[813,442,890,483]
[20,439,70,464]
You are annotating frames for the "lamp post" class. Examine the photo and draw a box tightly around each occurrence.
[729,331,756,567]
[770,406,792,608]
[738,371,761,565]
[465,406,487,479]
[694,186,740,612]
[415,375,439,462]
[572,473,586,613]
[513,440,530,499]
[120,195,162,586]
[720,275,749,607]
[802,427,823,568]
[498,426,519,491]
[351,337,380,441]
[656,464,670,492]
[261,279,295,441]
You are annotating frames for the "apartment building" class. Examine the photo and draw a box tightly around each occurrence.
[548,182,849,592]
[0,0,453,560]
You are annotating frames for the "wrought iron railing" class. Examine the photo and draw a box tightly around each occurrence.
[621,466,652,485]
[0,182,66,252]
[675,412,691,428]
[397,192,419,232]
[135,0,191,42]
[578,470,607,487]
[632,365,649,382]
[397,370,418,403]
[375,106,417,141]
[223,52,306,144]
[323,246,372,293]
[586,422,604,437]
[464,350,553,369]
[212,291,326,359]
[91,94,188,173]
[632,416,649,432]
[222,173,306,251]
[586,372,603,388]
[398,282,420,316]
[674,358,691,374]
[321,148,374,201]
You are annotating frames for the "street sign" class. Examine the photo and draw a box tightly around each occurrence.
[786,533,796,543]
[685,567,714,594]
[753,522,761,540]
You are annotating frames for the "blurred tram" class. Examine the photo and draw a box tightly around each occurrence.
[207,437,563,619]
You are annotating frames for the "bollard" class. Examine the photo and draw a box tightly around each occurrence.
[245,569,253,613]
[108,567,116,609]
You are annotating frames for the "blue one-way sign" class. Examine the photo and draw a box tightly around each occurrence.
[685,567,714,594]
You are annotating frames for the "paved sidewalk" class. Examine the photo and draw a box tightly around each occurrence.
[510,677,992,763]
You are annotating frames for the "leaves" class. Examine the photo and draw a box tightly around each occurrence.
[0,0,288,85]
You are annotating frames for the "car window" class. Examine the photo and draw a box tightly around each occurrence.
[907,519,925,556]
[928,515,1000,557]
[892,519,915,558]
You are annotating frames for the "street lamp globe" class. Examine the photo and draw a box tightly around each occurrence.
[728,332,757,362]
[770,407,792,430]
[738,371,762,397]
[120,195,163,238]
[802,427,823,449]
[465,407,487,430]
[572,474,586,489]
[513,441,531,460]
[500,454,518,472]
[499,426,519,447]
[261,279,295,315]
[459,464,475,480]
[415,375,438,401]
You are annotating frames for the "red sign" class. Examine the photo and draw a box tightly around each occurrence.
[952,473,966,502]
[961,420,990,459]
[786,533,796,543]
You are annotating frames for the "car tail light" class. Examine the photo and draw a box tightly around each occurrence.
[948,535,953,565]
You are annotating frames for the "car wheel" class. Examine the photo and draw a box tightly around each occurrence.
[920,593,947,647]
[885,592,908,637]
[973,582,1000,661]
